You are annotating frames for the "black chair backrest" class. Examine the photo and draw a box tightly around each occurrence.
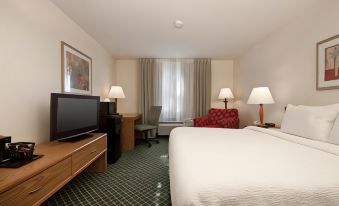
[148,106,162,126]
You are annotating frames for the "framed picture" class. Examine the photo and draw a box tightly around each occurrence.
[61,41,92,95]
[317,34,339,90]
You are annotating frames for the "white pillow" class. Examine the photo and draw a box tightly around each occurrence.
[281,104,339,142]
[329,116,339,145]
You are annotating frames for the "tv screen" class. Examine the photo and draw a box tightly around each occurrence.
[50,93,100,141]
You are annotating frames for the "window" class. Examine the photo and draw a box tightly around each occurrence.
[153,59,194,122]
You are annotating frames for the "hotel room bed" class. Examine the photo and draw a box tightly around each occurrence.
[169,126,339,206]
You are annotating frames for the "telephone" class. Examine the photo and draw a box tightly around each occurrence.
[265,123,276,128]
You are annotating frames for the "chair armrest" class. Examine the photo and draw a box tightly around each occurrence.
[193,116,209,127]
[218,117,239,129]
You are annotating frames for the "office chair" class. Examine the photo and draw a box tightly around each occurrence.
[135,106,162,147]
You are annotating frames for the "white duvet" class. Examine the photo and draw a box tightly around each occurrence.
[169,126,339,206]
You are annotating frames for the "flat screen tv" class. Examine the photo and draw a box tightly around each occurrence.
[50,93,100,141]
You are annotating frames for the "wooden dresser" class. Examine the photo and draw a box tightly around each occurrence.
[0,133,107,206]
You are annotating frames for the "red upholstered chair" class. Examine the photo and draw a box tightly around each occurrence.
[193,108,239,129]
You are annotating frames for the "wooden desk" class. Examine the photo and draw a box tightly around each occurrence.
[121,113,142,151]
[0,133,107,206]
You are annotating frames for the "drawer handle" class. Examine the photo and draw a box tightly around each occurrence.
[90,150,97,154]
[28,187,42,195]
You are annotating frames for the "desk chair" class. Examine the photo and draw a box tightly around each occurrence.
[135,106,162,147]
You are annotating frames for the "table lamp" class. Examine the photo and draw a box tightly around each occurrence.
[247,87,275,127]
[218,88,234,109]
[108,86,126,113]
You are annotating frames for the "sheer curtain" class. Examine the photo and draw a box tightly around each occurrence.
[153,59,194,122]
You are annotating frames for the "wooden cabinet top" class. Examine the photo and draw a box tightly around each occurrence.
[122,113,142,119]
[0,133,106,194]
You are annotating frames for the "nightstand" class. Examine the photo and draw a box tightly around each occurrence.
[245,123,280,129]
[255,122,278,128]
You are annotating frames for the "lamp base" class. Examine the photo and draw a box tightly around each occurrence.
[223,98,228,109]
[114,98,118,114]
[259,104,264,127]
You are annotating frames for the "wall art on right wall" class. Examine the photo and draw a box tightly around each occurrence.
[317,34,339,90]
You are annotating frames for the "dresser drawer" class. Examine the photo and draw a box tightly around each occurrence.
[72,136,106,175]
[0,157,72,206]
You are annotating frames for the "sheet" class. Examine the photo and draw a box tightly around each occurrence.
[169,126,339,206]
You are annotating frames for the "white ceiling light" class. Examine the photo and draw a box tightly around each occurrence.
[174,20,183,29]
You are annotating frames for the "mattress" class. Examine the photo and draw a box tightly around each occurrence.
[169,126,339,206]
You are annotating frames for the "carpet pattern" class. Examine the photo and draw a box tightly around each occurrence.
[45,138,171,206]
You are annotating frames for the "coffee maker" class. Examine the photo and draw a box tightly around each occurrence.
[0,135,11,162]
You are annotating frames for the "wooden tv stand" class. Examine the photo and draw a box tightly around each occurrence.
[0,133,107,206]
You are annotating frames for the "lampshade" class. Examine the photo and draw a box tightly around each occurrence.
[108,86,126,99]
[247,87,274,104]
[218,88,234,99]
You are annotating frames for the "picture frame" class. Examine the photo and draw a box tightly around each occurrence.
[317,34,339,90]
[61,41,92,95]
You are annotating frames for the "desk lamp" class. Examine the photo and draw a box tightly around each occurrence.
[108,86,126,114]
[218,88,234,109]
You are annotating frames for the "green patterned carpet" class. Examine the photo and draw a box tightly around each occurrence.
[45,138,171,206]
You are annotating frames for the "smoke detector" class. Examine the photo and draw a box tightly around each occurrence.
[174,20,184,29]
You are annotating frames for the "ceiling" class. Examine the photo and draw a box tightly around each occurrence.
[51,0,322,58]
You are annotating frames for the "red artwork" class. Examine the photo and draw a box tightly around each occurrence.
[325,44,339,81]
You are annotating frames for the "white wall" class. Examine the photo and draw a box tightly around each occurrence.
[115,59,234,113]
[211,60,234,109]
[0,0,115,143]
[234,0,339,127]
[116,60,139,113]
